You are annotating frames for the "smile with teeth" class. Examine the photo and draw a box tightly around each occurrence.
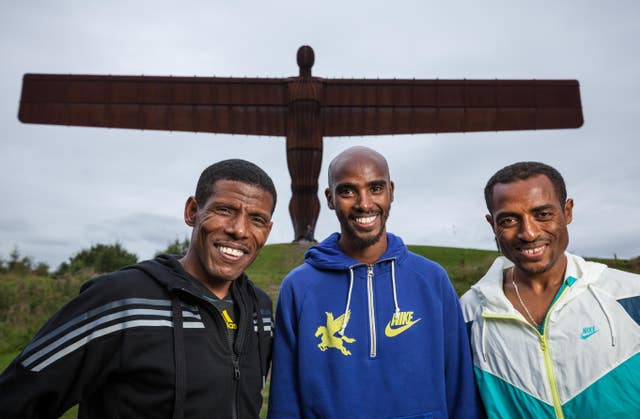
[217,245,244,258]
[519,245,545,256]
[354,215,377,225]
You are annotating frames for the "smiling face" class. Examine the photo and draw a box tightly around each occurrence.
[487,174,573,277]
[325,147,394,261]
[181,179,273,296]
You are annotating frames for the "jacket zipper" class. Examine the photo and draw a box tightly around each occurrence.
[232,356,240,419]
[175,287,245,419]
[539,284,572,419]
[367,265,377,358]
[482,285,572,419]
[231,286,249,419]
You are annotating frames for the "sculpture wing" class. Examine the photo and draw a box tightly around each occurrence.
[321,79,583,136]
[18,74,288,136]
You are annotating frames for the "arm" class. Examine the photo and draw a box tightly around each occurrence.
[267,277,302,418]
[0,276,122,418]
[442,275,484,419]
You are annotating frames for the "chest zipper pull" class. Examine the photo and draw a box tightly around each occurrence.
[233,358,240,380]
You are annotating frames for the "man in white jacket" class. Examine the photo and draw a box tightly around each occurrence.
[460,161,640,418]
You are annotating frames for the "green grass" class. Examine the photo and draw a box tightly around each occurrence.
[1,244,637,418]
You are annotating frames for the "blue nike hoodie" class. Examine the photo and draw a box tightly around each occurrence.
[268,233,482,419]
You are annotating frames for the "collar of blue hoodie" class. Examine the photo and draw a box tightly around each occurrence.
[304,232,409,336]
[304,232,409,270]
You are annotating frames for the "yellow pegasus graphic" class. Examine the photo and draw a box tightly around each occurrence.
[315,311,356,356]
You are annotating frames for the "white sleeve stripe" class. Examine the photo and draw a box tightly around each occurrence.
[22,308,201,368]
[254,325,272,332]
[23,298,189,354]
[29,319,204,372]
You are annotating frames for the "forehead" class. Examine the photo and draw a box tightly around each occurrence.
[331,155,389,186]
[207,179,274,213]
[491,175,560,212]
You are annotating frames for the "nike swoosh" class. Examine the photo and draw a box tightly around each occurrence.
[385,318,421,337]
[580,329,598,339]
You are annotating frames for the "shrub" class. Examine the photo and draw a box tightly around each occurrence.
[55,243,137,277]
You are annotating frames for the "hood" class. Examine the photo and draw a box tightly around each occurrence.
[137,254,193,290]
[136,254,251,295]
[304,232,409,270]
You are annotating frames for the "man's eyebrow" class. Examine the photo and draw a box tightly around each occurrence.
[335,182,356,189]
[495,204,556,218]
[531,204,556,212]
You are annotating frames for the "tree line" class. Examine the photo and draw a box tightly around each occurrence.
[0,238,190,278]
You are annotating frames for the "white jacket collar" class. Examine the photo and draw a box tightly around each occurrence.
[471,252,607,315]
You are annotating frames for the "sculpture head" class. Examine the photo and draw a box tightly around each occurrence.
[297,45,315,77]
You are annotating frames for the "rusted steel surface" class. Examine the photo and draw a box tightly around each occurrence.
[19,75,289,135]
[18,45,583,242]
[19,76,582,136]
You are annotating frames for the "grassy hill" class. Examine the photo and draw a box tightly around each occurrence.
[1,243,638,418]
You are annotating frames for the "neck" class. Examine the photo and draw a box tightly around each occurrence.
[339,233,388,265]
[513,254,568,293]
[178,255,233,299]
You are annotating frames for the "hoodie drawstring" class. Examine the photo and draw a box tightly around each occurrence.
[171,294,186,419]
[391,260,401,318]
[339,268,355,336]
[340,260,401,336]
[588,284,616,347]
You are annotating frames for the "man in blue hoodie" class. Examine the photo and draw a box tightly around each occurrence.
[268,146,482,418]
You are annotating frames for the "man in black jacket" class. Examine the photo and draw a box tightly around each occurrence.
[0,159,277,419]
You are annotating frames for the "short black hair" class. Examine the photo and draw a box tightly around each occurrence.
[484,161,567,214]
[195,159,277,214]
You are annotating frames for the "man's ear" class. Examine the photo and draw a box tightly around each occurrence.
[564,198,574,225]
[184,196,198,227]
[389,180,395,203]
[485,214,495,231]
[325,188,335,210]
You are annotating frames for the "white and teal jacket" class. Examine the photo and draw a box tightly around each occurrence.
[460,253,640,419]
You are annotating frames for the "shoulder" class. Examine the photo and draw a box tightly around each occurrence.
[595,266,640,297]
[459,288,482,320]
[246,279,273,308]
[568,253,640,297]
[80,263,166,301]
[401,250,449,280]
[280,261,327,290]
[276,262,331,311]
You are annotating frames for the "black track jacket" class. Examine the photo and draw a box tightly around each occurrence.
[0,254,273,419]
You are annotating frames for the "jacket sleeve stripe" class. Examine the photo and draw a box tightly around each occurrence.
[23,298,177,354]
[30,319,171,372]
[28,318,205,372]
[253,316,273,332]
[22,304,204,371]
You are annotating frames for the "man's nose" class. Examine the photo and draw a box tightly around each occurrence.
[356,191,375,211]
[226,214,249,238]
[517,216,540,241]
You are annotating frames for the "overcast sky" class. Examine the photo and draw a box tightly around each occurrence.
[1,1,639,269]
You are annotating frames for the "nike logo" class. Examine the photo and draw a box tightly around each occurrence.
[580,326,598,340]
[385,311,422,337]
